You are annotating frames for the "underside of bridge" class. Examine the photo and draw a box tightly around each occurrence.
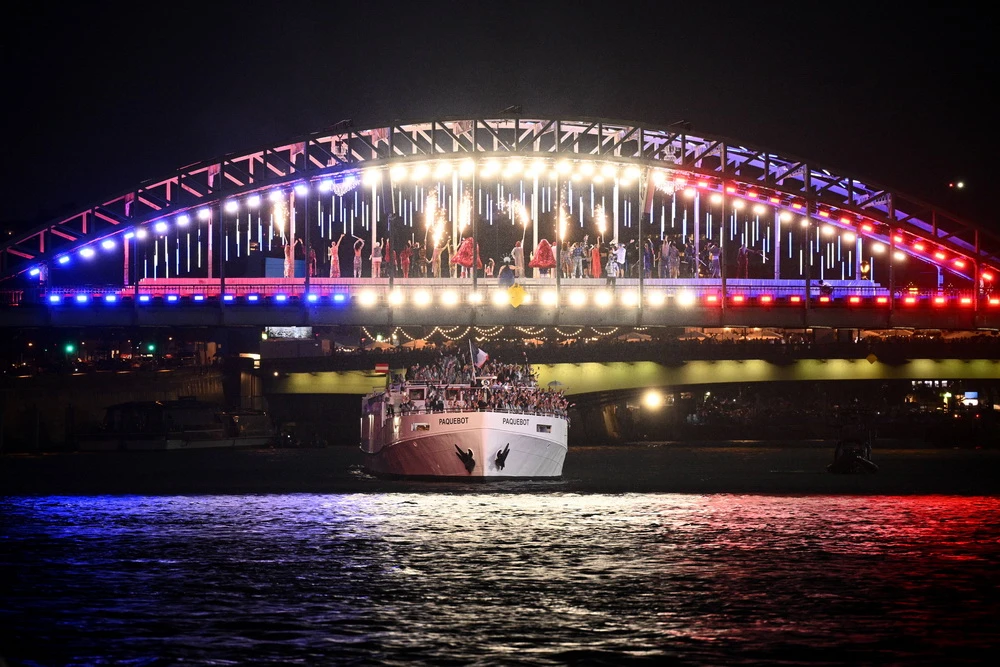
[267,359,1000,397]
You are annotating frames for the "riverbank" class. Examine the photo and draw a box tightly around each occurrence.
[2,441,998,495]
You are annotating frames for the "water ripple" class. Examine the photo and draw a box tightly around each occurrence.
[2,494,998,665]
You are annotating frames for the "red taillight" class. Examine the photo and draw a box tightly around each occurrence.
[819,296,830,303]
[706,295,718,303]
[759,295,773,304]
[732,295,745,304]
[933,297,947,306]
[849,296,861,304]
[904,297,917,305]
[876,296,889,305]
[790,295,802,303]
[960,297,973,306]
[989,298,1000,306]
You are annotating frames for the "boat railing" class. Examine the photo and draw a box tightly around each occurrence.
[386,406,568,420]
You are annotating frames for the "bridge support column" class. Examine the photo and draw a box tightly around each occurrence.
[773,209,781,280]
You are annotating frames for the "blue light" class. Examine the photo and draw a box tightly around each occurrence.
[333,293,346,302]
[306,293,319,303]
[58,255,70,265]
[104,295,118,303]
[223,294,235,302]
[248,294,260,302]
[139,295,151,303]
[274,294,288,302]
[155,221,169,234]
[48,295,62,304]
[79,247,96,259]
[124,231,136,240]
[319,180,333,193]
[193,294,205,302]
[29,268,40,277]
[294,183,309,196]
[101,239,116,250]
[75,294,89,303]
[177,214,191,226]
[166,294,179,302]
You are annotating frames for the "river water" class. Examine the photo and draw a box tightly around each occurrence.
[3,487,998,665]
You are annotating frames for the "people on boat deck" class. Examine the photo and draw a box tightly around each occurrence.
[397,353,569,416]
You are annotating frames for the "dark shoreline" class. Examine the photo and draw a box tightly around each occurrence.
[3,440,998,496]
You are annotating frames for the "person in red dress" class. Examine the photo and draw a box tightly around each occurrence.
[450,236,482,278]
[529,238,556,277]
[400,242,412,278]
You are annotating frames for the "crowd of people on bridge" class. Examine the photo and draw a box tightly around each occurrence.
[269,230,779,283]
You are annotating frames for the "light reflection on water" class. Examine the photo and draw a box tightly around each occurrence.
[2,493,999,665]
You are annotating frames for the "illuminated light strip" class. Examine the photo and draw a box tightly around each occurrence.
[705,295,718,303]
[819,296,831,303]
[554,327,583,337]
[933,296,947,305]
[394,328,419,342]
[990,298,1000,306]
[789,296,802,303]
[904,296,917,305]
[876,296,889,305]
[848,296,861,304]
[731,295,745,304]
[759,295,773,304]
[959,297,973,306]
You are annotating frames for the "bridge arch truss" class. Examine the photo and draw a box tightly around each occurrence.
[3,116,997,296]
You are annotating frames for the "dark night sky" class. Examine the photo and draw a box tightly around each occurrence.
[2,1,996,232]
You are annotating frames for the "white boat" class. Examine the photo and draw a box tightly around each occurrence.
[360,379,568,479]
[78,398,276,451]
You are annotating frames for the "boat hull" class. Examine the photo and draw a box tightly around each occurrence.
[362,411,567,479]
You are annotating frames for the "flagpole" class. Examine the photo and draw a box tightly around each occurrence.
[469,338,476,385]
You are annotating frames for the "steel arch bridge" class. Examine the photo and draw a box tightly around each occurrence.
[3,115,999,329]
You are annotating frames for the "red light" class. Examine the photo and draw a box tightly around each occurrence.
[913,243,925,251]
[960,297,973,306]
[840,216,852,225]
[904,296,917,305]
[990,298,1000,306]
[954,259,966,268]
[697,180,708,188]
[934,252,946,260]
[790,295,802,303]
[675,178,687,186]
[725,186,736,194]
[732,295,745,303]
[849,296,861,304]
[818,210,830,218]
[861,223,874,232]
[819,296,830,303]
[747,191,758,199]
[934,296,946,305]
[792,203,803,210]
[983,272,994,281]
[876,296,889,304]
[760,295,773,303]
[893,235,904,243]
[706,295,718,303]
[769,197,780,204]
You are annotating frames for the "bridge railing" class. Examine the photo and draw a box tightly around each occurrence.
[23,278,989,310]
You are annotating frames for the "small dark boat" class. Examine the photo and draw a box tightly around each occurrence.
[828,440,879,474]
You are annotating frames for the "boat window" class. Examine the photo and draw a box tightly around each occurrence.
[536,424,551,433]
[412,423,430,432]
[408,388,425,401]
